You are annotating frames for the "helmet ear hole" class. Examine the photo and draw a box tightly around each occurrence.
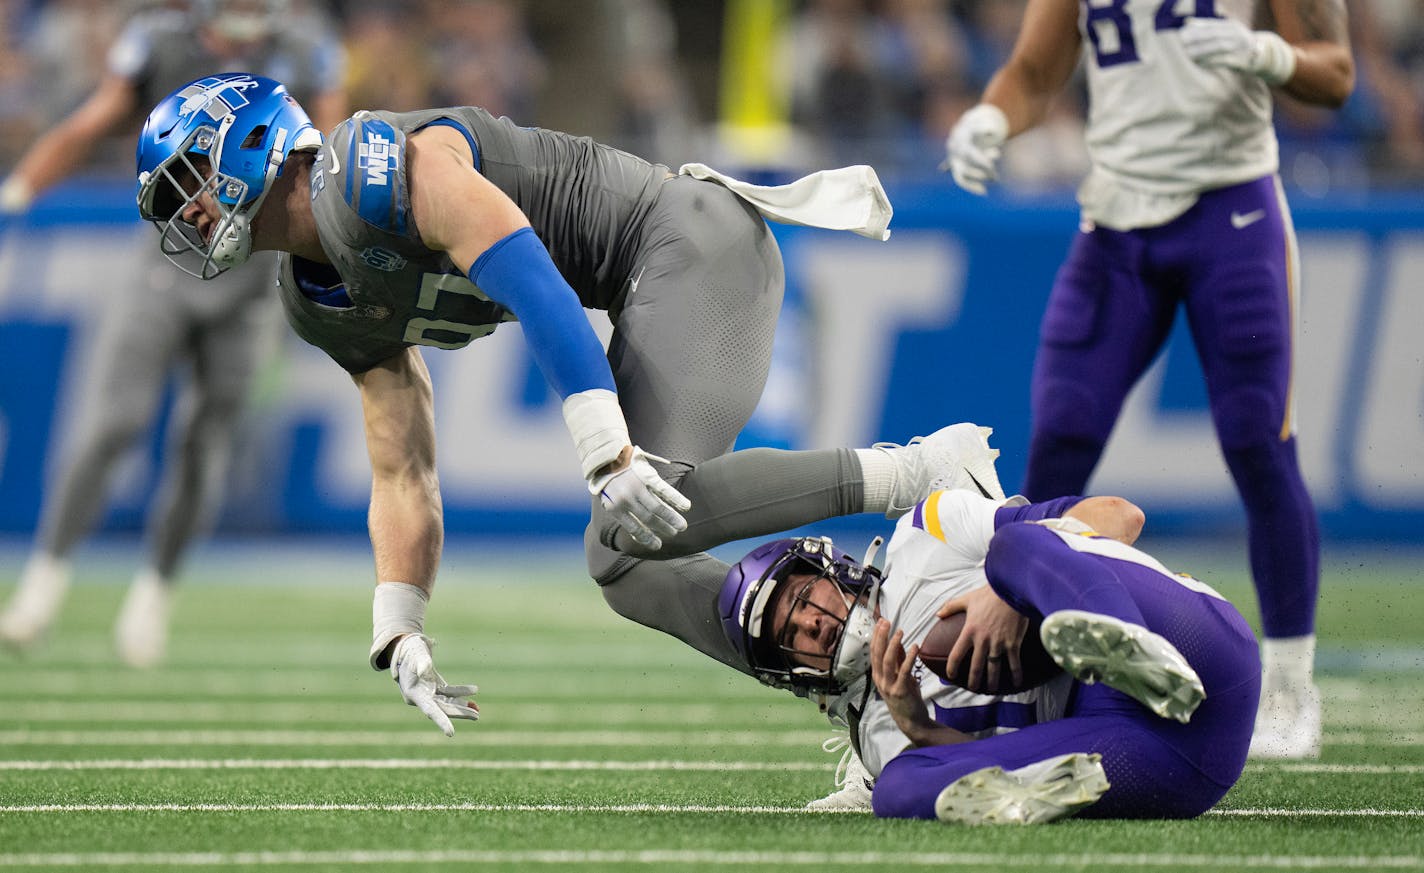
[240,125,268,149]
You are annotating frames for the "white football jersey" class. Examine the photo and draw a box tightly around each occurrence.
[1077,0,1278,228]
[855,491,1073,777]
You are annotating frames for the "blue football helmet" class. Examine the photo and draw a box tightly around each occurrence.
[136,73,320,278]
[719,536,883,697]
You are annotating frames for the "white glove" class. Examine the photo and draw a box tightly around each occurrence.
[589,447,690,550]
[943,104,1009,195]
[390,633,480,737]
[1179,17,1296,85]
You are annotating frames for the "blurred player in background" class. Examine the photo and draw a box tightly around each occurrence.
[721,489,1259,823]
[130,73,1007,741]
[943,0,1354,758]
[0,0,345,667]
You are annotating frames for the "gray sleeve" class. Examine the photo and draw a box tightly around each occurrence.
[106,16,157,80]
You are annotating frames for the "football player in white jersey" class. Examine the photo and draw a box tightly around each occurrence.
[943,0,1354,758]
[0,0,346,667]
[721,490,1260,823]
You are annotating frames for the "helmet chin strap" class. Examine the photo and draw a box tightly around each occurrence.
[205,124,291,273]
[829,536,885,687]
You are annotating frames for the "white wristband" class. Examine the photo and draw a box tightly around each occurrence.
[1251,30,1296,85]
[561,388,630,479]
[370,581,428,670]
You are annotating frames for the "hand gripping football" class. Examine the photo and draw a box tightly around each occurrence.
[916,613,1061,694]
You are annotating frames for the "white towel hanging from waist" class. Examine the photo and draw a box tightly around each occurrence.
[678,163,893,241]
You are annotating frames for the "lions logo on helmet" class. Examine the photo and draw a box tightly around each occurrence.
[175,75,260,124]
[135,73,321,279]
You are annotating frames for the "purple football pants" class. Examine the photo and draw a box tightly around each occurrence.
[872,523,1259,820]
[1022,176,1320,639]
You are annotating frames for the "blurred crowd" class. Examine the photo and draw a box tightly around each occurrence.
[3,0,1424,192]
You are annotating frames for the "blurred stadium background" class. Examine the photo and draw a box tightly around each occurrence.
[1,0,1421,551]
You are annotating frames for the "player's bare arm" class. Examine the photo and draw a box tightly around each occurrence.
[404,123,689,549]
[355,346,443,598]
[1265,0,1354,106]
[405,124,530,274]
[1063,496,1145,545]
[981,0,1082,137]
[3,75,136,205]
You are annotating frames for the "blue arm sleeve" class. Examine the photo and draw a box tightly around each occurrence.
[993,496,1083,529]
[469,227,616,399]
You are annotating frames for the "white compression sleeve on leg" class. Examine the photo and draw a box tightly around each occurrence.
[370,582,428,670]
[853,448,897,514]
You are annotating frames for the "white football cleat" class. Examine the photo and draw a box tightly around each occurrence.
[934,752,1109,825]
[0,554,72,651]
[1040,610,1205,724]
[806,734,874,811]
[1249,678,1322,759]
[876,423,1006,519]
[114,569,172,669]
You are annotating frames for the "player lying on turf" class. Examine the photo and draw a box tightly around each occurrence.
[720,491,1260,823]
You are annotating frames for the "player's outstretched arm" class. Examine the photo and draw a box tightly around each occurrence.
[943,0,1081,193]
[404,125,690,549]
[1,75,136,211]
[354,349,479,735]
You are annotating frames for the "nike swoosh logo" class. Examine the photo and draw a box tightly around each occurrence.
[965,470,993,499]
[628,266,645,297]
[326,147,340,175]
[1231,209,1266,229]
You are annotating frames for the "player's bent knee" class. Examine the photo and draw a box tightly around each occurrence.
[1212,384,1283,450]
[1035,378,1110,442]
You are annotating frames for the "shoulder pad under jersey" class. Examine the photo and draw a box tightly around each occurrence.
[324,111,411,237]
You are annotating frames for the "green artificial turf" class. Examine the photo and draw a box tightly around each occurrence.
[0,540,1419,872]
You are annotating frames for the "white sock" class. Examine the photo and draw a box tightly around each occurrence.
[854,448,896,513]
[1261,634,1315,686]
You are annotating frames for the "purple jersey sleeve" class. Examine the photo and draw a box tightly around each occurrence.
[993,496,1083,529]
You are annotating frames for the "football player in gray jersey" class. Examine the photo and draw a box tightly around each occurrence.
[0,1,346,667]
[132,73,1010,750]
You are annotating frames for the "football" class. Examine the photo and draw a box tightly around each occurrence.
[916,612,1061,694]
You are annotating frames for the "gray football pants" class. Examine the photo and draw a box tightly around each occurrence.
[34,247,276,580]
[586,177,864,674]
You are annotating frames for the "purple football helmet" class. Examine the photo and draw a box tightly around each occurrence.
[719,536,882,696]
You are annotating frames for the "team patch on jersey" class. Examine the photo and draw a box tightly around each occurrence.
[359,246,407,272]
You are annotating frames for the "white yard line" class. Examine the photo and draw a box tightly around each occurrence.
[2,758,1422,775]
[0,729,830,747]
[0,848,1420,869]
[2,728,1421,747]
[0,758,827,772]
[0,802,1419,818]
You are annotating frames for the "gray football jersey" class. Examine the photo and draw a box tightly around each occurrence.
[109,8,344,109]
[278,107,671,373]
